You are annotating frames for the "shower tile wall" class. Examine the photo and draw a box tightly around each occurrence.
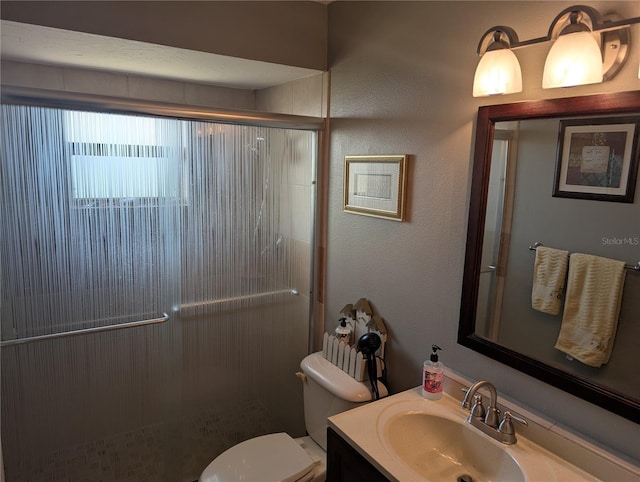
[5,399,280,482]
[182,399,281,480]
[5,423,167,482]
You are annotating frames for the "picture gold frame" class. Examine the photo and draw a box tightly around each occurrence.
[343,155,408,221]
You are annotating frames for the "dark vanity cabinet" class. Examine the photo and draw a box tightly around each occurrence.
[326,427,390,482]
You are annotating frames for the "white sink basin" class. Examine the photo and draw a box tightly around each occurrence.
[328,388,604,482]
[380,411,524,482]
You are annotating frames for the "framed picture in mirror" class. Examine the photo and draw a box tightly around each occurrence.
[553,116,640,203]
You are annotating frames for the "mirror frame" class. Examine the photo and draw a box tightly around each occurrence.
[458,90,640,424]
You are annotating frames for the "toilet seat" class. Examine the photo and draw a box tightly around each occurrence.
[199,432,321,482]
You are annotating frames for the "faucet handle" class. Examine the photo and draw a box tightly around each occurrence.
[503,411,528,427]
[498,411,528,443]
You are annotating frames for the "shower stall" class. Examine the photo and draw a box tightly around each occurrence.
[0,94,321,481]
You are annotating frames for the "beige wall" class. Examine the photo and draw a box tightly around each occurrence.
[1,59,259,110]
[0,59,329,117]
[0,1,327,71]
[326,0,640,463]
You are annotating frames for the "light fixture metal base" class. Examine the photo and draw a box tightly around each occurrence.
[601,25,630,81]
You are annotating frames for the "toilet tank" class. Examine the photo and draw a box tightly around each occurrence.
[299,351,388,450]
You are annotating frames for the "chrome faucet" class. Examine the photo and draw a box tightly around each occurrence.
[461,380,500,427]
[461,380,528,444]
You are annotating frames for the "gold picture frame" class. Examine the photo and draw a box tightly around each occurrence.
[343,155,408,221]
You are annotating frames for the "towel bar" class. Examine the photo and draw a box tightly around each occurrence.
[528,242,640,271]
[1,289,301,346]
[0,312,170,347]
[180,288,299,310]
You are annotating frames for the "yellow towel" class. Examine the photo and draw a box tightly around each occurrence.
[531,246,569,315]
[554,253,626,367]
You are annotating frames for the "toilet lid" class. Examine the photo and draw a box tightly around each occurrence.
[199,432,316,482]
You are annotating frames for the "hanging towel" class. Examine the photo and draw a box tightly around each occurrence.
[554,253,626,367]
[531,246,569,315]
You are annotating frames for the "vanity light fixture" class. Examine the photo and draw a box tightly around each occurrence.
[473,27,522,97]
[472,5,640,97]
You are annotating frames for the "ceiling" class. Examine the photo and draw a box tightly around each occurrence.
[0,20,322,90]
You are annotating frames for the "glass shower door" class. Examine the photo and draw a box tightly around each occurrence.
[179,123,316,479]
[1,105,317,482]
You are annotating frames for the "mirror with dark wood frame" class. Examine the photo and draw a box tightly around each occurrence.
[458,90,640,424]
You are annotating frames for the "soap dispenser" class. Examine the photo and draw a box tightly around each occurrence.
[422,344,444,400]
[335,318,352,345]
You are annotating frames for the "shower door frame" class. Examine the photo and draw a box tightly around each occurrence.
[1,85,327,351]
[1,85,328,480]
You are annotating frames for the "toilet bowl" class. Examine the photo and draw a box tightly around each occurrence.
[199,351,388,482]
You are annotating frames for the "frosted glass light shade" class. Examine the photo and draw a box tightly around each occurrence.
[473,49,522,97]
[542,31,603,88]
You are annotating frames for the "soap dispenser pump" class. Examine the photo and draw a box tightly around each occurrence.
[422,344,444,400]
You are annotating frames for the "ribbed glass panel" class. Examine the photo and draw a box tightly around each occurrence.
[179,123,316,477]
[1,106,182,340]
[0,104,316,481]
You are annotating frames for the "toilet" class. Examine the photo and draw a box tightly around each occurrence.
[199,351,388,482]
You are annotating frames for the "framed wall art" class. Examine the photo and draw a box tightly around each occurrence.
[553,116,640,203]
[343,155,408,221]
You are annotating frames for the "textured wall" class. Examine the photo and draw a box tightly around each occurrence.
[326,0,640,463]
[0,1,327,71]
